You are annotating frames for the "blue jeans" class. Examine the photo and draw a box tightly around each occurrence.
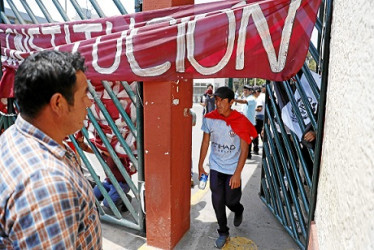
[93,179,130,207]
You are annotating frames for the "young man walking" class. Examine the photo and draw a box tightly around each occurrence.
[198,86,257,248]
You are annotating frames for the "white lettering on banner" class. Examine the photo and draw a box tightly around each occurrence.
[92,30,125,74]
[146,16,175,26]
[10,30,23,61]
[176,17,190,73]
[126,18,171,77]
[187,10,235,75]
[0,0,318,81]
[187,12,229,75]
[72,41,80,53]
[41,25,61,47]
[28,27,43,51]
[21,29,30,52]
[64,24,71,44]
[89,22,114,73]
[5,28,12,51]
[106,21,113,35]
[14,30,26,54]
[73,23,103,39]
[236,0,301,73]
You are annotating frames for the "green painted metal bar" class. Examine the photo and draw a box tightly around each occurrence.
[283,81,306,132]
[259,195,300,249]
[290,131,313,188]
[270,83,310,217]
[6,0,26,24]
[264,127,302,241]
[102,81,137,138]
[282,81,315,185]
[262,156,285,222]
[67,130,130,217]
[112,0,128,15]
[70,129,123,219]
[262,146,287,224]
[265,120,308,246]
[51,0,70,21]
[88,81,138,170]
[263,119,298,237]
[79,126,138,222]
[120,81,137,105]
[309,41,319,66]
[294,74,318,131]
[4,113,9,129]
[135,81,145,231]
[0,115,4,131]
[89,0,105,18]
[86,107,139,198]
[0,11,10,24]
[100,80,144,229]
[135,0,142,12]
[266,87,308,239]
[261,158,278,215]
[283,78,316,185]
[302,63,320,103]
[84,111,139,222]
[19,0,40,24]
[306,0,333,248]
[261,178,270,204]
[100,214,141,231]
[315,17,322,35]
[34,0,54,23]
[70,0,86,20]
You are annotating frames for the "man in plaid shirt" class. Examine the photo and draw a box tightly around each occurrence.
[0,51,102,249]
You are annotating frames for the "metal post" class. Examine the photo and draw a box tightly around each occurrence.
[228,78,233,89]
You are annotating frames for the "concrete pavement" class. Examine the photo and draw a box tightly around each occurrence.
[101,103,298,250]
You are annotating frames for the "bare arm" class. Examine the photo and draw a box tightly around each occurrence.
[304,131,316,142]
[198,132,210,178]
[229,138,249,189]
[255,105,263,112]
[235,99,247,104]
[77,136,94,153]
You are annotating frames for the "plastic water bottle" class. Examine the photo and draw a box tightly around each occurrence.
[199,174,208,190]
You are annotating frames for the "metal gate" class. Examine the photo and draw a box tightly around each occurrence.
[0,0,145,232]
[259,0,333,248]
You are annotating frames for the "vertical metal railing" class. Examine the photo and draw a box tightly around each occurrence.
[0,0,145,233]
[260,0,333,248]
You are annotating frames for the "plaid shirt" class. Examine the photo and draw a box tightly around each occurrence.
[0,116,102,249]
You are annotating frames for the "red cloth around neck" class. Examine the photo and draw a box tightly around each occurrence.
[204,109,257,144]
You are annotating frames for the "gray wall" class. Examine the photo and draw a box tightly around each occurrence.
[315,1,374,249]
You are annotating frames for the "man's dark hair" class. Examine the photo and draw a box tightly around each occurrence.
[14,50,86,118]
[213,86,234,101]
[207,84,213,88]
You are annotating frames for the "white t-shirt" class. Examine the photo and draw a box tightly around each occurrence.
[256,93,265,117]
[201,117,241,175]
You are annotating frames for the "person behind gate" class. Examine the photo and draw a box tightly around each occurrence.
[198,86,257,249]
[0,50,102,249]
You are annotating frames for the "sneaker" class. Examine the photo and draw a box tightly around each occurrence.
[215,234,229,249]
[234,211,243,227]
[191,178,194,187]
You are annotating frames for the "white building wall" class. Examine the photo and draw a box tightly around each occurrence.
[315,1,374,249]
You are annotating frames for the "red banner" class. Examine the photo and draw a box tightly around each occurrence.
[0,0,321,98]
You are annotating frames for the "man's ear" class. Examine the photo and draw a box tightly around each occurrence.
[50,93,66,115]
[229,99,235,106]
